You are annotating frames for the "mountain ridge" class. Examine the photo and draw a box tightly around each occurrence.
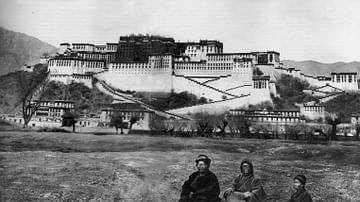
[282,60,360,76]
[0,27,57,75]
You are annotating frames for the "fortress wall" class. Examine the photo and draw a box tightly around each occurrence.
[174,69,231,76]
[172,76,229,101]
[204,76,238,91]
[274,68,301,79]
[96,70,273,102]
[49,60,105,75]
[302,76,329,87]
[96,71,173,92]
[256,64,276,80]
[167,89,271,115]
[330,82,358,91]
[205,73,253,92]
[167,97,250,115]
[226,85,253,96]
[246,88,272,104]
[50,74,93,88]
[50,74,71,84]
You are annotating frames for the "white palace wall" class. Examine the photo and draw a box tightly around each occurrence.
[167,88,271,115]
[97,72,173,93]
[97,55,173,92]
[49,59,105,75]
[50,74,93,88]
[172,76,228,100]
[205,68,253,91]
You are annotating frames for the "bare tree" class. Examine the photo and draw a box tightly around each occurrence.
[325,113,344,141]
[252,123,271,139]
[355,122,360,141]
[284,124,303,140]
[62,109,78,132]
[149,115,166,135]
[215,119,228,138]
[16,70,50,128]
[197,120,209,137]
[110,112,124,134]
[128,116,139,133]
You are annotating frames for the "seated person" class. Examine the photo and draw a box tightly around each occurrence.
[288,174,313,202]
[223,159,266,202]
[179,154,221,202]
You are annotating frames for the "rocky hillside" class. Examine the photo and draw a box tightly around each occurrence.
[282,60,360,76]
[0,27,57,75]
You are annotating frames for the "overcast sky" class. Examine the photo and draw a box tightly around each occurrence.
[0,0,359,63]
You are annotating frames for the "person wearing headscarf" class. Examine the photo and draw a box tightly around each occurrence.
[223,159,266,202]
[288,175,313,202]
[179,154,221,202]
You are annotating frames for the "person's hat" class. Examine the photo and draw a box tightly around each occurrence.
[294,174,307,185]
[195,154,211,166]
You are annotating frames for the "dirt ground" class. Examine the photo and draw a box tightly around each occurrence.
[0,131,359,202]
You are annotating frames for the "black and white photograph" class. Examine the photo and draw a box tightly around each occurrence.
[0,0,359,201]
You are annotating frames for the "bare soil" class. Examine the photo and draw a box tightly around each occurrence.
[0,131,359,202]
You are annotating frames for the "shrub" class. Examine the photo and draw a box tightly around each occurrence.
[37,127,70,133]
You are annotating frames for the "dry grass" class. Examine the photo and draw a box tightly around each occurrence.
[0,131,359,202]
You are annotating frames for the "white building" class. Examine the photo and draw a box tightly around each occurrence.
[299,103,325,121]
[51,39,306,115]
[330,72,358,91]
[183,40,223,61]
[48,57,106,75]
[100,103,155,130]
[351,114,360,125]
[1,100,74,128]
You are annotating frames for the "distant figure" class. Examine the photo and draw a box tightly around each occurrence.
[288,175,313,202]
[223,159,266,202]
[179,154,221,202]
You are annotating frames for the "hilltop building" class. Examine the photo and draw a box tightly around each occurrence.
[50,36,279,105]
[47,34,358,116]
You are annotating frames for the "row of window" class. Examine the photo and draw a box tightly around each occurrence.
[107,45,117,50]
[303,107,324,112]
[105,111,146,120]
[111,64,170,69]
[228,116,300,123]
[49,60,105,68]
[111,71,168,74]
[253,80,268,89]
[37,102,74,108]
[229,111,300,117]
[175,65,232,71]
[332,74,357,83]
[79,53,111,60]
[72,45,94,51]
[186,45,219,51]
[207,55,254,62]
[51,75,92,79]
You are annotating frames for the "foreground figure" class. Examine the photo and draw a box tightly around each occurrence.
[179,155,221,202]
[288,175,313,202]
[223,159,266,202]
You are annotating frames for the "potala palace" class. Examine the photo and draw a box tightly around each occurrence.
[47,35,358,116]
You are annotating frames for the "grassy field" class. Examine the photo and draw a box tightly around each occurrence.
[0,130,359,202]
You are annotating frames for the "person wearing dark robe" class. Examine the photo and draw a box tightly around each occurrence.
[288,174,313,202]
[179,154,221,202]
[223,159,266,202]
